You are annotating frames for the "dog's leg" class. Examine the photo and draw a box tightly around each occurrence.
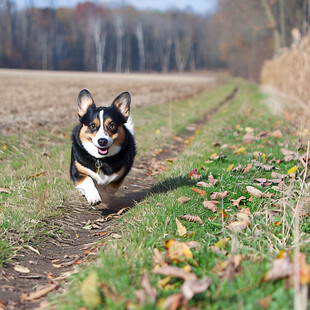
[106,178,124,194]
[75,176,102,205]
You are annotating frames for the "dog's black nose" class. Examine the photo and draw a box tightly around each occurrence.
[98,138,108,147]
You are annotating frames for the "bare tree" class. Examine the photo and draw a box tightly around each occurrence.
[89,17,106,72]
[135,22,145,72]
[153,12,172,72]
[114,15,123,72]
[173,16,192,72]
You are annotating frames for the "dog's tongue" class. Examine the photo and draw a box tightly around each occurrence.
[98,147,108,155]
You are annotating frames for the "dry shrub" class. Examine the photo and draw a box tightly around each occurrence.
[261,31,310,132]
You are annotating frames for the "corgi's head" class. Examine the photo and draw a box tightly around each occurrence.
[77,89,131,158]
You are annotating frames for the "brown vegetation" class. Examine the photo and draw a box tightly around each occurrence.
[261,31,310,130]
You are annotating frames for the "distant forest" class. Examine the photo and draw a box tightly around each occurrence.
[0,0,309,81]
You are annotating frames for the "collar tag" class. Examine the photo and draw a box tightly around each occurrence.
[95,160,102,174]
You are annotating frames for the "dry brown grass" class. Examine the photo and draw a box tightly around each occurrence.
[0,69,217,134]
[261,35,310,310]
[261,31,310,133]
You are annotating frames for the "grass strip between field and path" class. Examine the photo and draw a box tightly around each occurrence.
[0,79,235,265]
[52,81,310,309]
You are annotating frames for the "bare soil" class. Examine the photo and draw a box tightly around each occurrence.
[0,69,217,134]
[0,69,222,309]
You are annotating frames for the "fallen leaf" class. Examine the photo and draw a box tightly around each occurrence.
[188,169,201,180]
[232,163,242,172]
[185,241,201,250]
[28,171,47,178]
[253,151,266,160]
[231,196,246,208]
[158,276,171,288]
[208,173,218,186]
[271,172,286,179]
[234,147,246,155]
[116,207,130,215]
[242,163,252,173]
[190,188,206,196]
[141,273,157,301]
[181,277,212,300]
[258,296,272,309]
[281,148,297,157]
[153,248,166,267]
[257,131,269,138]
[271,129,282,138]
[237,207,252,216]
[177,196,191,204]
[243,133,259,144]
[196,181,210,188]
[210,191,230,200]
[245,127,254,133]
[80,271,101,307]
[210,152,218,160]
[167,241,193,263]
[246,186,271,198]
[20,283,58,301]
[180,214,203,225]
[212,142,221,147]
[299,253,310,284]
[259,164,274,171]
[227,221,250,232]
[162,293,183,310]
[219,210,229,219]
[0,187,10,194]
[212,254,244,279]
[226,164,234,172]
[214,237,230,249]
[14,265,30,274]
[153,266,197,281]
[261,252,292,282]
[203,200,219,213]
[236,212,251,223]
[134,289,146,305]
[287,166,298,174]
[52,258,80,269]
[176,218,187,236]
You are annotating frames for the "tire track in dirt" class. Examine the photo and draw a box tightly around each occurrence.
[0,86,238,310]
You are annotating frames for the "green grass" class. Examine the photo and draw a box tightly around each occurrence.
[0,79,235,266]
[52,81,309,309]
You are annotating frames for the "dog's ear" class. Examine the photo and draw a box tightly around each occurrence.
[112,92,131,121]
[77,89,95,117]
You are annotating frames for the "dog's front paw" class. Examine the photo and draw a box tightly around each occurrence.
[76,177,102,205]
[85,189,102,205]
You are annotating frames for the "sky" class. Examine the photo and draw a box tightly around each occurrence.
[15,0,218,14]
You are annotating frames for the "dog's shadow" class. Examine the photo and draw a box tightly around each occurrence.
[97,175,194,216]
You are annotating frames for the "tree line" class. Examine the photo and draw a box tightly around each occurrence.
[0,0,309,80]
[0,1,221,73]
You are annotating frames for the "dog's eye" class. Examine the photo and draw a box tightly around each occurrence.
[108,122,117,131]
[89,123,97,130]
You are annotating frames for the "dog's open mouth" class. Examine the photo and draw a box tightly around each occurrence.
[98,147,109,155]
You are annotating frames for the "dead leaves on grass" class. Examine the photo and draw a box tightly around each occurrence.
[151,240,212,307]
[180,214,203,225]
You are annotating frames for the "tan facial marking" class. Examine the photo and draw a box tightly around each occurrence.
[114,125,126,146]
[92,118,100,128]
[104,118,122,141]
[79,124,96,143]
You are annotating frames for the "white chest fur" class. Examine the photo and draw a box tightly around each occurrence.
[82,165,120,185]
